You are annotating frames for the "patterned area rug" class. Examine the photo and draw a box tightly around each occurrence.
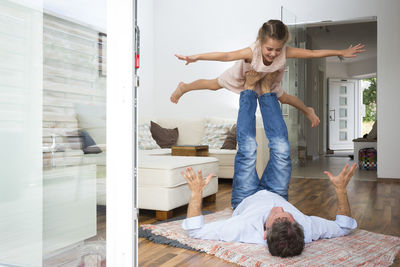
[140,208,400,267]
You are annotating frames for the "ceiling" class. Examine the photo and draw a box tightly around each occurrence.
[306,21,377,63]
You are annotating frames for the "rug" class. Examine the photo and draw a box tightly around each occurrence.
[139,211,211,252]
[140,208,400,267]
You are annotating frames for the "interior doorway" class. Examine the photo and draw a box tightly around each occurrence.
[305,19,377,156]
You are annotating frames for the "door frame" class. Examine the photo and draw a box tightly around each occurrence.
[107,0,138,266]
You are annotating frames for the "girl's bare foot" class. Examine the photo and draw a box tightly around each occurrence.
[170,82,186,103]
[260,71,279,94]
[244,70,262,90]
[305,107,320,128]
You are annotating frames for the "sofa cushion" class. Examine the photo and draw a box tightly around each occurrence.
[80,130,103,154]
[201,121,234,149]
[221,124,237,150]
[138,122,160,150]
[150,121,179,148]
[140,148,171,156]
[153,117,205,145]
[138,152,218,188]
[75,103,106,145]
[209,149,236,166]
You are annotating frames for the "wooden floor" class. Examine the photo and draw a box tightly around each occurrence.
[139,178,400,267]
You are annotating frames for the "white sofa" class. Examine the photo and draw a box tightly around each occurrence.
[136,116,269,218]
[140,117,270,179]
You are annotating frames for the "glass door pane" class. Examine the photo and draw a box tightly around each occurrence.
[0,0,43,266]
[42,10,106,265]
[281,7,307,166]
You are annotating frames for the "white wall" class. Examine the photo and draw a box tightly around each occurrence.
[137,0,155,118]
[347,57,377,77]
[147,0,400,178]
[326,62,350,78]
[152,0,276,119]
[327,58,377,79]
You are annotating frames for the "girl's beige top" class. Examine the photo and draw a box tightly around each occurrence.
[218,41,286,97]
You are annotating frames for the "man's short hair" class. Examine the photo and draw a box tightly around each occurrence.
[266,218,305,257]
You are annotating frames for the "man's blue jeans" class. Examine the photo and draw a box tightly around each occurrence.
[231,90,292,209]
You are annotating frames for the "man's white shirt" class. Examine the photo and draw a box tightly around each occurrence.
[182,190,357,244]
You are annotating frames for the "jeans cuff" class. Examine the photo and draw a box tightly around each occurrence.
[240,89,259,98]
[259,92,277,98]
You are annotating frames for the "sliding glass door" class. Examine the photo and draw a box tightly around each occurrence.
[0,0,138,265]
[1,0,110,265]
[0,0,43,266]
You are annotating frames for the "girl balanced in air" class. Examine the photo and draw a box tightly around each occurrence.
[171,19,365,127]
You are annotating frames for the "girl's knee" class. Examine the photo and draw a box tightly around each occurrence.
[210,78,223,90]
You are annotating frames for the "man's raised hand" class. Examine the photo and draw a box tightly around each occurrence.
[324,163,357,192]
[181,167,214,194]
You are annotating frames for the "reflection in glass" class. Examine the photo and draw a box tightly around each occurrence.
[339,108,347,118]
[339,131,347,141]
[340,120,347,129]
[0,1,43,266]
[42,13,107,264]
[339,97,347,106]
[340,86,347,94]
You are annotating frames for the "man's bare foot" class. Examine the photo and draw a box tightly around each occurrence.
[244,70,262,90]
[260,71,279,94]
[170,82,186,103]
[305,107,320,128]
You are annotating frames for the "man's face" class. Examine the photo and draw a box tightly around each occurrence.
[264,206,295,240]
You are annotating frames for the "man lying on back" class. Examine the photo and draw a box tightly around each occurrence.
[180,73,357,257]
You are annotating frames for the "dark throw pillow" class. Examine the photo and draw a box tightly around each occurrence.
[80,130,103,154]
[150,121,179,148]
[221,124,237,150]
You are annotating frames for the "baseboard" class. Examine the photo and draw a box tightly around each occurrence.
[377,178,400,183]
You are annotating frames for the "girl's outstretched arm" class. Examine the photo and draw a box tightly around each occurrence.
[278,92,320,128]
[175,47,253,65]
[286,44,365,59]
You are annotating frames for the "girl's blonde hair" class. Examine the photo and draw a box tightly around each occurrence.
[257,20,289,44]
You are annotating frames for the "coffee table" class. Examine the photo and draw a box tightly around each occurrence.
[171,145,209,156]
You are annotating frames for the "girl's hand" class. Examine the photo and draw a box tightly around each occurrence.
[175,54,198,65]
[342,43,366,58]
[305,107,320,128]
